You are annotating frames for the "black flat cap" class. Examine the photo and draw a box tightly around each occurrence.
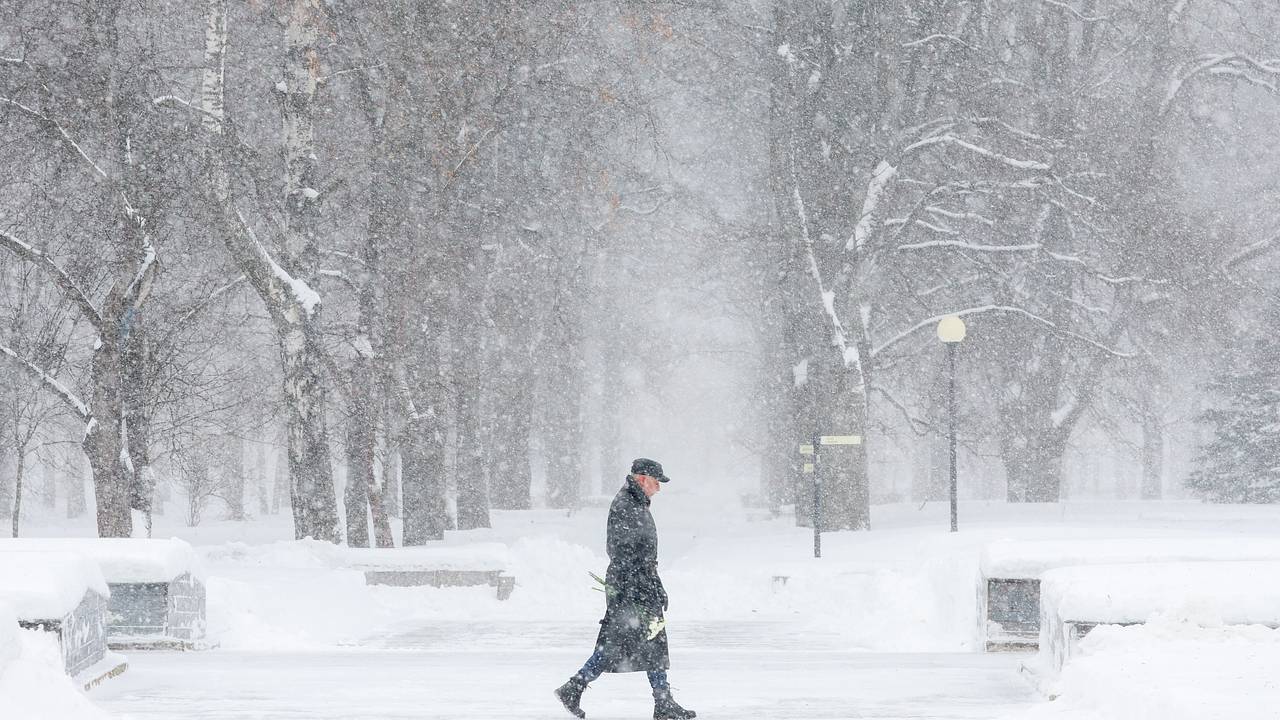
[630,457,670,483]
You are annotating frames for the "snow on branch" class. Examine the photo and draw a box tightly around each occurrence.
[124,239,158,310]
[172,275,248,331]
[3,94,153,230]
[318,268,359,293]
[1039,0,1110,22]
[901,34,974,50]
[902,134,1051,172]
[319,248,371,269]
[1042,250,1173,286]
[927,206,995,226]
[871,305,1133,359]
[0,229,105,334]
[898,240,1041,252]
[847,161,898,252]
[885,218,957,235]
[970,117,1063,148]
[1189,232,1280,288]
[231,208,321,320]
[0,342,91,422]
[1162,54,1280,116]
[0,96,111,182]
[152,94,225,125]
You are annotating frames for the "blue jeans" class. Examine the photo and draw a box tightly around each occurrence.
[576,649,668,691]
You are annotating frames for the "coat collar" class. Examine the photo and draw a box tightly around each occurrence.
[625,476,651,507]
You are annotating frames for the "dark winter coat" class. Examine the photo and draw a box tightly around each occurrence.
[593,477,669,673]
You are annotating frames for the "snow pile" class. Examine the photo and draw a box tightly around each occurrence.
[0,551,108,619]
[1041,560,1280,627]
[202,542,399,651]
[1035,560,1280,672]
[201,538,338,569]
[0,537,202,583]
[981,536,1280,578]
[0,617,109,720]
[659,525,984,651]
[0,602,17,670]
[1007,619,1280,720]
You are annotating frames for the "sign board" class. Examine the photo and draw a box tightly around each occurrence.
[819,435,862,446]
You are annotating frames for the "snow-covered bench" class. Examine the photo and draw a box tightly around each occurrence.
[346,544,516,600]
[1039,561,1280,670]
[979,538,1280,651]
[0,551,124,686]
[2,538,207,650]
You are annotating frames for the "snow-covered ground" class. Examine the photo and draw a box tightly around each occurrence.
[6,496,1280,718]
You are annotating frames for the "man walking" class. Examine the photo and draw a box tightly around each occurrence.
[555,458,696,719]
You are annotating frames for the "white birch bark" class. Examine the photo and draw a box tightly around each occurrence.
[198,0,338,541]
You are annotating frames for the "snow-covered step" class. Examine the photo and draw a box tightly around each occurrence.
[1038,560,1280,671]
[978,537,1280,651]
[0,550,123,684]
[0,538,207,650]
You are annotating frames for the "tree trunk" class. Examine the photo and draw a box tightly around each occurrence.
[0,454,11,524]
[401,413,448,544]
[66,453,86,519]
[226,435,246,520]
[1002,435,1067,503]
[384,441,401,518]
[272,447,288,515]
[1140,398,1164,500]
[814,349,871,531]
[200,0,338,541]
[11,452,23,537]
[453,314,490,530]
[489,381,532,510]
[345,340,392,548]
[41,459,56,510]
[344,419,371,547]
[256,442,270,515]
[86,338,132,537]
[281,325,339,541]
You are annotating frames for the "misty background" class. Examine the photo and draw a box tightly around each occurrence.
[1,0,1279,544]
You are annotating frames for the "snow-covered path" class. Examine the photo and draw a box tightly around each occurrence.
[95,621,1038,719]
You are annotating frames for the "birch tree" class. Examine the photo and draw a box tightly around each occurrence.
[188,0,340,541]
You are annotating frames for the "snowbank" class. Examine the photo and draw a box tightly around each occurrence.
[1007,619,1280,720]
[0,551,108,619]
[1036,560,1280,671]
[0,537,202,583]
[1041,560,1280,627]
[0,601,17,670]
[0,627,110,719]
[981,537,1280,578]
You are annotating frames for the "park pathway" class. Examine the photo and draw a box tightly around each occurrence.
[95,621,1040,719]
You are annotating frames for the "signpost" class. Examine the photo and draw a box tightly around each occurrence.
[800,435,862,559]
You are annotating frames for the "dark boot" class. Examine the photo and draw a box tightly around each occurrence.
[653,688,696,720]
[554,676,588,719]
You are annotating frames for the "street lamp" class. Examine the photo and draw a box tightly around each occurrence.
[936,315,966,533]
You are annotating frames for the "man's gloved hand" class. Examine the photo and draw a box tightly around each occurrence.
[646,616,667,640]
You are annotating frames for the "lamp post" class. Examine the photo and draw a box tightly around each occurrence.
[936,315,966,532]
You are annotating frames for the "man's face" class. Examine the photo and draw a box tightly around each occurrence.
[635,474,661,497]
